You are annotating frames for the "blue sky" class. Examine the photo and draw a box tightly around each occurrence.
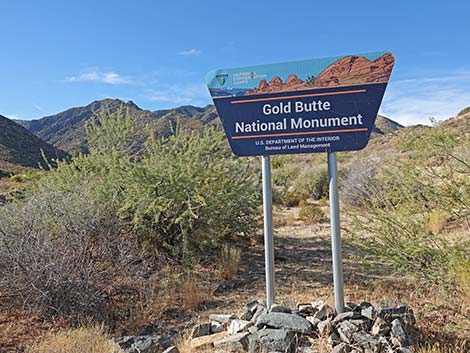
[1,0,470,125]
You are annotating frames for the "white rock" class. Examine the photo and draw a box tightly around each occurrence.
[228,319,253,335]
[209,313,236,324]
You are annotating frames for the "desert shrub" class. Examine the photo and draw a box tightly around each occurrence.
[340,160,383,207]
[0,108,260,323]
[217,245,241,280]
[29,326,123,353]
[0,181,146,324]
[292,166,329,200]
[299,204,326,224]
[119,127,260,263]
[282,190,308,207]
[347,126,470,287]
[272,158,301,205]
[41,109,260,263]
[271,154,288,169]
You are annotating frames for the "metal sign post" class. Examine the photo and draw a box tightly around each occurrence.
[328,152,345,313]
[262,155,275,308]
[206,51,394,313]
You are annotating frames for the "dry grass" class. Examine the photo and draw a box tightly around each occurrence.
[273,215,287,227]
[416,342,468,353]
[28,326,123,353]
[179,279,211,310]
[427,210,449,233]
[273,212,295,227]
[217,245,241,280]
[298,204,326,224]
[175,332,192,353]
[121,268,211,333]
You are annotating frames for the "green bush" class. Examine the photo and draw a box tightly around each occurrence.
[281,190,308,207]
[120,126,260,262]
[292,166,329,200]
[347,126,470,287]
[17,108,260,264]
[271,157,301,205]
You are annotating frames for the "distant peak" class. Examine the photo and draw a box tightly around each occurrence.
[125,100,139,108]
[87,98,143,111]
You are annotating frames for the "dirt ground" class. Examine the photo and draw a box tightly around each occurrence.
[1,206,468,351]
[195,206,469,348]
[204,206,391,312]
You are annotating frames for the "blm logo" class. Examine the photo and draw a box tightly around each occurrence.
[216,74,228,86]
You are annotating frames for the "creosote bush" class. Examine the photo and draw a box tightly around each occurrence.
[347,126,470,288]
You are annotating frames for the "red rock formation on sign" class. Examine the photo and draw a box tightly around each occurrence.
[246,77,284,95]
[314,53,395,87]
[269,76,283,88]
[244,53,394,95]
[285,74,303,86]
[245,75,305,95]
[366,53,395,83]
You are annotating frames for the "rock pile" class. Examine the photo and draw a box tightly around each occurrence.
[188,300,415,353]
[115,333,178,353]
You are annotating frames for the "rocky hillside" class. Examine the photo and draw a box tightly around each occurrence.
[152,105,207,119]
[19,99,403,155]
[0,115,68,172]
[21,99,154,155]
[372,115,403,136]
[19,100,216,154]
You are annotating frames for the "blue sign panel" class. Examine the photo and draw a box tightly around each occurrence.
[206,52,394,156]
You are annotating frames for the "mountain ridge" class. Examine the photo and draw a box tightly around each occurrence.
[15,98,403,154]
[0,115,69,172]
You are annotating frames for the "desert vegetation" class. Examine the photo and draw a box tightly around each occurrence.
[345,125,470,290]
[0,106,469,352]
[0,108,260,347]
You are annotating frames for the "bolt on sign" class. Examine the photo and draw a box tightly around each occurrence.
[206,52,395,156]
[206,52,394,313]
